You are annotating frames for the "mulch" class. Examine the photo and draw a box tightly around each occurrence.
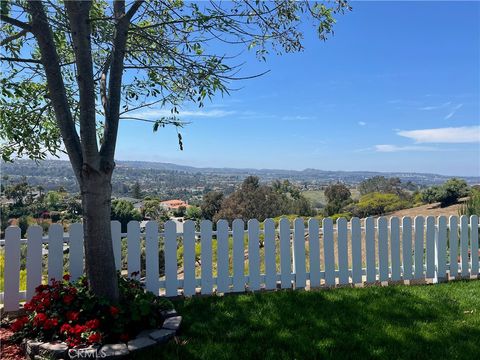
[0,327,25,360]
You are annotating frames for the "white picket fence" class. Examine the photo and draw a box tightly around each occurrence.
[1,215,479,312]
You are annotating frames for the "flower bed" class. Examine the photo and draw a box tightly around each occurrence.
[9,273,181,359]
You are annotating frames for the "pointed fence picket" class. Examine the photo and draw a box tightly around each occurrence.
[471,215,479,276]
[337,218,349,285]
[264,219,277,290]
[182,220,196,296]
[216,220,230,293]
[351,217,362,284]
[279,218,291,288]
[436,216,448,281]
[26,226,42,301]
[426,216,436,279]
[449,216,459,278]
[390,217,401,281]
[323,218,335,286]
[1,215,480,312]
[378,217,389,282]
[127,221,141,279]
[248,219,261,291]
[365,217,376,282]
[308,218,321,288]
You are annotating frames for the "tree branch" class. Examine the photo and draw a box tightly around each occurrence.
[0,56,41,64]
[65,1,99,168]
[100,0,143,167]
[0,29,28,46]
[0,14,33,32]
[125,1,144,21]
[26,1,83,183]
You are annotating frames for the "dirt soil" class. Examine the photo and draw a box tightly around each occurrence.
[385,200,466,219]
[0,327,24,360]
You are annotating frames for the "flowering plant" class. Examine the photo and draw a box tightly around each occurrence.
[10,273,173,347]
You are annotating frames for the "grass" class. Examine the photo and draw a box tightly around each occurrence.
[133,280,480,360]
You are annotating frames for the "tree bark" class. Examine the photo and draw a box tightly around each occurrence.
[80,168,119,301]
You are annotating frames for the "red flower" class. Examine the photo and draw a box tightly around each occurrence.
[10,316,28,332]
[43,318,59,330]
[66,311,80,322]
[63,293,75,305]
[60,323,72,334]
[72,324,87,335]
[35,284,48,293]
[85,319,100,330]
[41,296,51,307]
[88,332,102,344]
[23,302,35,312]
[33,313,47,327]
[63,274,71,281]
[66,337,80,347]
[109,306,120,317]
[119,333,130,342]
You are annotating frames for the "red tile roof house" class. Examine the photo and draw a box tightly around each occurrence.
[160,199,189,211]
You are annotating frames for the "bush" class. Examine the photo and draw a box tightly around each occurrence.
[9,274,173,347]
[421,178,470,207]
[353,193,410,217]
[330,213,352,222]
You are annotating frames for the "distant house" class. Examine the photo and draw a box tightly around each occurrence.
[160,199,188,211]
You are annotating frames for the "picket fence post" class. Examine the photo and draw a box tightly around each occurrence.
[4,227,21,311]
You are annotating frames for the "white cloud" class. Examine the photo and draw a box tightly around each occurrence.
[281,115,314,121]
[444,103,463,120]
[358,121,366,126]
[375,144,438,152]
[397,126,480,143]
[128,108,235,119]
[419,101,451,111]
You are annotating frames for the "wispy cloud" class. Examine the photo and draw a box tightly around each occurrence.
[128,108,235,119]
[358,121,366,126]
[374,144,437,152]
[397,125,480,143]
[281,115,314,121]
[419,101,451,111]
[444,103,463,120]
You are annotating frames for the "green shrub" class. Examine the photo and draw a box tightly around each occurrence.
[421,178,470,207]
[330,213,352,222]
[353,193,410,217]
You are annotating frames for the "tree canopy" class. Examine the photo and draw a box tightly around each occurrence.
[1,0,350,166]
[0,0,350,300]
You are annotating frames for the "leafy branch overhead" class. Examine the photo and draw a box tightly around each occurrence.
[1,0,350,163]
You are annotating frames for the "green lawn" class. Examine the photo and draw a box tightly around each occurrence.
[134,280,480,360]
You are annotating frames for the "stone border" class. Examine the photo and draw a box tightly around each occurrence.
[23,309,181,360]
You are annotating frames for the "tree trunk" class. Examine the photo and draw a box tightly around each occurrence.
[81,168,119,302]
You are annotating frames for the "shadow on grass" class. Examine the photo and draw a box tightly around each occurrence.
[134,281,480,360]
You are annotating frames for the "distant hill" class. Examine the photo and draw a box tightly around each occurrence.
[2,159,479,187]
[114,160,479,185]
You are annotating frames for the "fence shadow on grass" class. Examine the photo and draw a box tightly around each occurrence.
[133,281,480,360]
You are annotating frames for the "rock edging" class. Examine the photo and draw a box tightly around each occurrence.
[24,309,181,359]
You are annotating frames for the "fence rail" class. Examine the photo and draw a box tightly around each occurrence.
[1,215,479,312]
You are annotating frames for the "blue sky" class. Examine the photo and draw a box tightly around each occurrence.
[116,1,480,176]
